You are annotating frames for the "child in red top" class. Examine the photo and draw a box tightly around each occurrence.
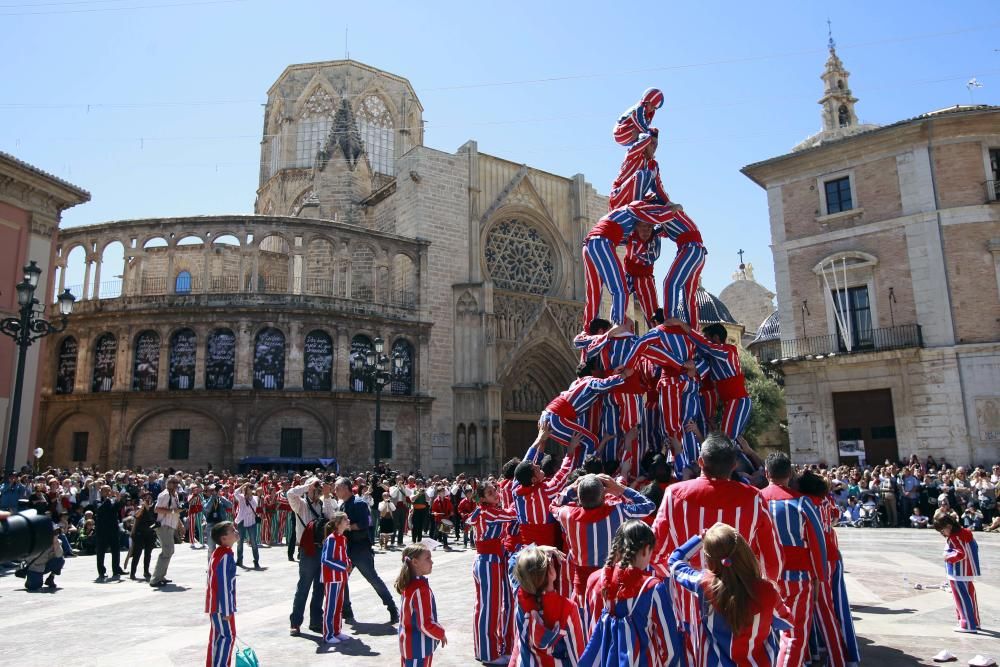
[934,513,982,633]
[320,512,351,644]
[457,487,476,548]
[396,543,447,667]
[510,546,586,667]
[431,486,454,548]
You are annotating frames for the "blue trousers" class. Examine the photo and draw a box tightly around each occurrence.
[237,523,259,566]
[290,552,323,628]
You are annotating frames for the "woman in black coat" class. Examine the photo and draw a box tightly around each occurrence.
[127,493,158,580]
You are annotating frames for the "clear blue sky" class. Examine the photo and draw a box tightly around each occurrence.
[5,0,998,303]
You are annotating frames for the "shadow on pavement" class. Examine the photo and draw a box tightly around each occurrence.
[857,636,932,666]
[852,604,917,615]
[347,620,398,637]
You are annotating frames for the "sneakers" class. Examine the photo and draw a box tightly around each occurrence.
[289,626,300,636]
[334,633,351,642]
[324,637,342,645]
[969,656,997,667]
[932,650,957,662]
[485,656,512,665]
[388,607,399,624]
[954,626,979,634]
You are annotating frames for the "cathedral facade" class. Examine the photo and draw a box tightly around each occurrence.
[38,60,606,474]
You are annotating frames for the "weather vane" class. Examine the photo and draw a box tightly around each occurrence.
[967,77,984,104]
[827,18,835,50]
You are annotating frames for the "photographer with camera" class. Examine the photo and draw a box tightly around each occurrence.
[150,476,181,587]
[286,475,336,636]
[203,484,233,562]
[95,484,125,581]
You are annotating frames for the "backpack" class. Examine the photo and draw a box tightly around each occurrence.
[296,500,325,557]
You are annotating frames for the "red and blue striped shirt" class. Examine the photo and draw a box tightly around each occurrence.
[320,532,350,583]
[399,576,446,660]
[944,527,981,581]
[551,488,656,568]
[205,545,236,615]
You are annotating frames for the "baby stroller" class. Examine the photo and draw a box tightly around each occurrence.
[858,493,881,528]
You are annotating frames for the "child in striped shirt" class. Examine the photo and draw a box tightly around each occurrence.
[934,513,982,633]
[396,543,447,667]
[320,512,351,644]
[206,520,238,667]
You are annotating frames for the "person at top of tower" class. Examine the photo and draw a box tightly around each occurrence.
[608,130,669,212]
[612,87,664,146]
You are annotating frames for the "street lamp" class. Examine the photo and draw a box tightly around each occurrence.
[350,336,404,468]
[1,261,75,474]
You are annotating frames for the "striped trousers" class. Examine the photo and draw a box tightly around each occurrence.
[720,396,753,441]
[206,613,235,667]
[541,410,599,458]
[950,580,980,631]
[473,554,508,662]
[662,242,707,328]
[323,581,345,641]
[776,578,814,667]
[583,237,629,326]
[626,273,660,326]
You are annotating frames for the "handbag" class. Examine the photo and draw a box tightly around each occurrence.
[234,636,259,667]
[14,553,42,579]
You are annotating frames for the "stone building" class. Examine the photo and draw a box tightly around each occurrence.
[1,152,89,471]
[718,261,775,346]
[742,41,1000,466]
[38,60,606,474]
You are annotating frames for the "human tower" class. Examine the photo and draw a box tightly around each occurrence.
[543,87,753,482]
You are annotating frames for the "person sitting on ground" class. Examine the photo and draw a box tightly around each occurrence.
[961,504,984,531]
[910,506,929,529]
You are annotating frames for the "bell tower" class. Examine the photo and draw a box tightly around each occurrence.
[818,24,859,132]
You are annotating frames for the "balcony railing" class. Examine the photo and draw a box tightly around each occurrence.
[754,324,923,363]
[61,277,418,310]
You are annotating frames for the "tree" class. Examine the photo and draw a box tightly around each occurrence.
[739,347,785,446]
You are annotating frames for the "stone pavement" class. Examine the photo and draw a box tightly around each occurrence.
[0,528,997,666]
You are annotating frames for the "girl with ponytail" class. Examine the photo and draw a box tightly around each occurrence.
[668,522,793,666]
[510,546,586,667]
[579,520,683,667]
[396,543,447,667]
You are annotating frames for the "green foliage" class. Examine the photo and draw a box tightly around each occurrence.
[739,348,784,445]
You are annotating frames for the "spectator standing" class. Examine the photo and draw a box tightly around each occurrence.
[389,475,409,547]
[287,475,336,636]
[128,492,157,580]
[900,467,921,525]
[151,476,181,587]
[0,472,27,511]
[203,485,234,559]
[335,477,399,624]
[95,485,125,581]
[234,483,261,569]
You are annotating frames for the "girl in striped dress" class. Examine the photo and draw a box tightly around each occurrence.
[668,523,792,667]
[581,521,683,667]
[396,543,447,667]
[467,481,518,664]
[511,546,587,667]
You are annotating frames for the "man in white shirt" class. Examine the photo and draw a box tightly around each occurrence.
[234,482,261,568]
[286,475,337,635]
[150,476,181,587]
[388,476,409,547]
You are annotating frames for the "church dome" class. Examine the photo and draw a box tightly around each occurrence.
[696,286,738,325]
[749,310,779,346]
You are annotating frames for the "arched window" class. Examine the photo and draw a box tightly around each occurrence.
[254,327,285,390]
[295,87,335,167]
[175,270,192,294]
[351,245,375,301]
[55,337,78,394]
[132,330,160,391]
[350,335,374,393]
[205,328,236,390]
[357,95,394,177]
[92,333,117,393]
[390,339,414,396]
[838,104,850,128]
[169,328,196,390]
[303,330,333,391]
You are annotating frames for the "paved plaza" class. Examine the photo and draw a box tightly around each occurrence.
[1,528,997,666]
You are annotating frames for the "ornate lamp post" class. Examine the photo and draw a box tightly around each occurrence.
[350,337,404,468]
[1,261,75,474]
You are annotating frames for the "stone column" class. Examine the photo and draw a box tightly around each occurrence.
[194,324,207,390]
[202,248,211,293]
[114,327,130,391]
[57,262,66,296]
[157,326,170,391]
[235,320,252,389]
[417,333,430,396]
[287,321,303,389]
[82,258,92,301]
[92,257,103,300]
[334,325,350,391]
[74,330,92,393]
[166,246,176,294]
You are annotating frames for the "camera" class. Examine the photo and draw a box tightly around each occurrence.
[0,509,55,563]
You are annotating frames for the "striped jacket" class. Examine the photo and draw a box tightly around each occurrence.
[551,488,656,568]
[944,527,981,581]
[399,576,446,659]
[759,483,828,580]
[320,532,350,583]
[205,545,237,615]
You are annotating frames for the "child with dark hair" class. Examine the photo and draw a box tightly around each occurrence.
[581,520,683,666]
[934,513,982,633]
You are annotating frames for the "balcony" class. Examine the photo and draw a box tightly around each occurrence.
[754,324,923,364]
